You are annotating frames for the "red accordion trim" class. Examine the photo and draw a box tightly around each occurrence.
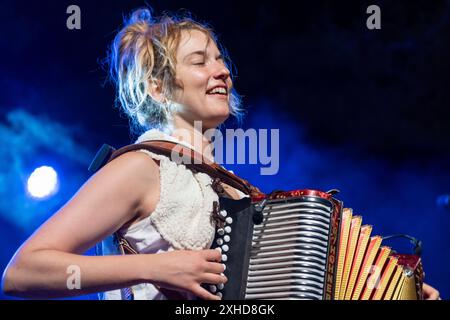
[251,189,333,203]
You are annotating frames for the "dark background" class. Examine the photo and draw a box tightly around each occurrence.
[0,0,449,299]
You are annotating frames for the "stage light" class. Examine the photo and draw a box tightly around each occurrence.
[27,166,59,199]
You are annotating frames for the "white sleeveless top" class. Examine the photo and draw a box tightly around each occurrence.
[102,129,221,300]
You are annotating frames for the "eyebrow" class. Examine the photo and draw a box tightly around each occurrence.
[183,50,223,62]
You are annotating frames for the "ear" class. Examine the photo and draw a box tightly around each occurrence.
[147,79,165,103]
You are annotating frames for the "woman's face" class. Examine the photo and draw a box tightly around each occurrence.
[172,29,232,130]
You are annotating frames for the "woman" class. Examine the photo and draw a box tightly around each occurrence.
[1,7,440,300]
[2,7,236,300]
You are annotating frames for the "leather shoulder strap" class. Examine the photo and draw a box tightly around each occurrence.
[93,139,263,198]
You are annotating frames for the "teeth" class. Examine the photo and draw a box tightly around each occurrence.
[208,87,227,95]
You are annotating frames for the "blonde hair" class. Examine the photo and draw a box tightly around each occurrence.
[108,7,243,135]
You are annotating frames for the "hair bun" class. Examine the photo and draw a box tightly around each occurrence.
[130,8,153,24]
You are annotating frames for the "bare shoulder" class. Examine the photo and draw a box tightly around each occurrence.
[101,150,160,208]
[101,150,160,182]
[101,150,161,222]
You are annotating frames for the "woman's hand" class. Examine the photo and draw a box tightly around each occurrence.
[423,283,440,300]
[148,249,227,300]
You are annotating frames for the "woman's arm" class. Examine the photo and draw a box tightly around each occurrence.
[1,151,225,300]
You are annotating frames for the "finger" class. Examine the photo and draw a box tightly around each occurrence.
[205,261,226,274]
[202,249,222,262]
[192,285,221,301]
[428,290,440,300]
[423,283,440,300]
[425,291,439,300]
[200,272,228,285]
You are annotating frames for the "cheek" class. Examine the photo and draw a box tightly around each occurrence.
[174,67,209,103]
[188,70,209,90]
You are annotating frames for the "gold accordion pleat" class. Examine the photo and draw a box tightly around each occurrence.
[333,208,423,300]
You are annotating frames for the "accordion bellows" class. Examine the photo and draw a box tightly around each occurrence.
[210,189,424,300]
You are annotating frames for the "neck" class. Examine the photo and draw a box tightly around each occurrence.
[170,116,215,162]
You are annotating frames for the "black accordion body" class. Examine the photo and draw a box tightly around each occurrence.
[209,189,424,300]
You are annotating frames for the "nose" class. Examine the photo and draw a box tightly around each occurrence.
[213,62,230,81]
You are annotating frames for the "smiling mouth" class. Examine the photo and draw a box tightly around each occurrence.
[206,87,228,96]
[206,93,228,101]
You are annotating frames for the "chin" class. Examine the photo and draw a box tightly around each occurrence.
[215,107,231,122]
[202,113,230,130]
[216,103,231,116]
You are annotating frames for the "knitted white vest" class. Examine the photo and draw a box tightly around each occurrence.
[133,129,217,250]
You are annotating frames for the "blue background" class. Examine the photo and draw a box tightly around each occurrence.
[0,0,449,299]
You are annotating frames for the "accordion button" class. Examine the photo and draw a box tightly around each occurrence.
[217,228,225,236]
[222,263,226,271]
[225,217,233,224]
[219,210,228,218]
[209,285,217,293]
[216,238,224,246]
[224,226,232,233]
[221,254,228,262]
[223,235,230,242]
[222,244,229,252]
[218,283,224,290]
[217,292,223,299]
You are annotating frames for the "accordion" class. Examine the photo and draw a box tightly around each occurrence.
[209,189,424,300]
